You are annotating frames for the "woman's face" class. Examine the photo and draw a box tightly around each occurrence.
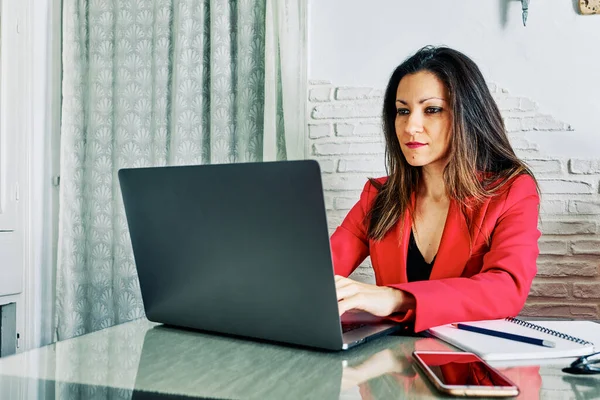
[395,71,452,169]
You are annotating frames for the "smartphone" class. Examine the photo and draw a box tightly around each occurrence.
[412,351,519,397]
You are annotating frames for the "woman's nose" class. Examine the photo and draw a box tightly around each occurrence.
[404,112,424,135]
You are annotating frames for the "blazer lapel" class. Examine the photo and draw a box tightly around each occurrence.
[429,199,472,280]
[398,210,412,282]
[372,199,413,285]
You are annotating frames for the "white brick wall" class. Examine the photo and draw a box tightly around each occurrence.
[308,79,600,318]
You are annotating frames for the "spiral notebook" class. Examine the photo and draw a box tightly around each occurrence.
[428,318,600,362]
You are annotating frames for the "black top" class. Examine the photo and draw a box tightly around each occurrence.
[406,230,435,282]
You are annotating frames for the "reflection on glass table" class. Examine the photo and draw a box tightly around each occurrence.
[132,326,433,399]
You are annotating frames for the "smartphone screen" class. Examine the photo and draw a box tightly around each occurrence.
[413,351,519,397]
[416,352,513,386]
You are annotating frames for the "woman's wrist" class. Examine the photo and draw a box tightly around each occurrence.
[387,287,416,314]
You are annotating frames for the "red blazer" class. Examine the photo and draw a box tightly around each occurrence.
[330,174,540,332]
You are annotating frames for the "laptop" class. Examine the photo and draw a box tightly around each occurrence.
[118,160,404,351]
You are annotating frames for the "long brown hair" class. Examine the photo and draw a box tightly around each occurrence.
[368,46,538,241]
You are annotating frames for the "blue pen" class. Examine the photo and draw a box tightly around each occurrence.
[451,323,556,348]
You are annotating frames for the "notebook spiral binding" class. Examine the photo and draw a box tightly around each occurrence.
[505,317,594,346]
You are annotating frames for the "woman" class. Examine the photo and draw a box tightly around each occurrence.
[331,46,540,332]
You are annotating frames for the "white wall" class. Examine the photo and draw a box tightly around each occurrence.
[309,0,600,157]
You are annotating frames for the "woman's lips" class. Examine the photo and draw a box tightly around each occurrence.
[406,142,427,149]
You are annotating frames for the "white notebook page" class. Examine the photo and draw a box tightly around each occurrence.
[427,319,599,361]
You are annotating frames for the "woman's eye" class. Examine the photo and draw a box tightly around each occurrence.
[396,108,409,116]
[425,107,442,114]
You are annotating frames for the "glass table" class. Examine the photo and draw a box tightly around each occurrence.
[0,318,598,399]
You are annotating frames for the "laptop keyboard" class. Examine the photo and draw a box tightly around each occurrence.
[341,322,368,333]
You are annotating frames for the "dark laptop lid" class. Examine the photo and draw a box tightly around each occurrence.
[118,160,344,350]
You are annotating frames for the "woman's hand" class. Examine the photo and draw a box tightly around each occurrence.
[335,275,415,317]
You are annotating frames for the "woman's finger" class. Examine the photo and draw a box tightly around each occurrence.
[338,293,368,316]
[334,275,354,288]
[336,283,359,300]
[335,275,363,292]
